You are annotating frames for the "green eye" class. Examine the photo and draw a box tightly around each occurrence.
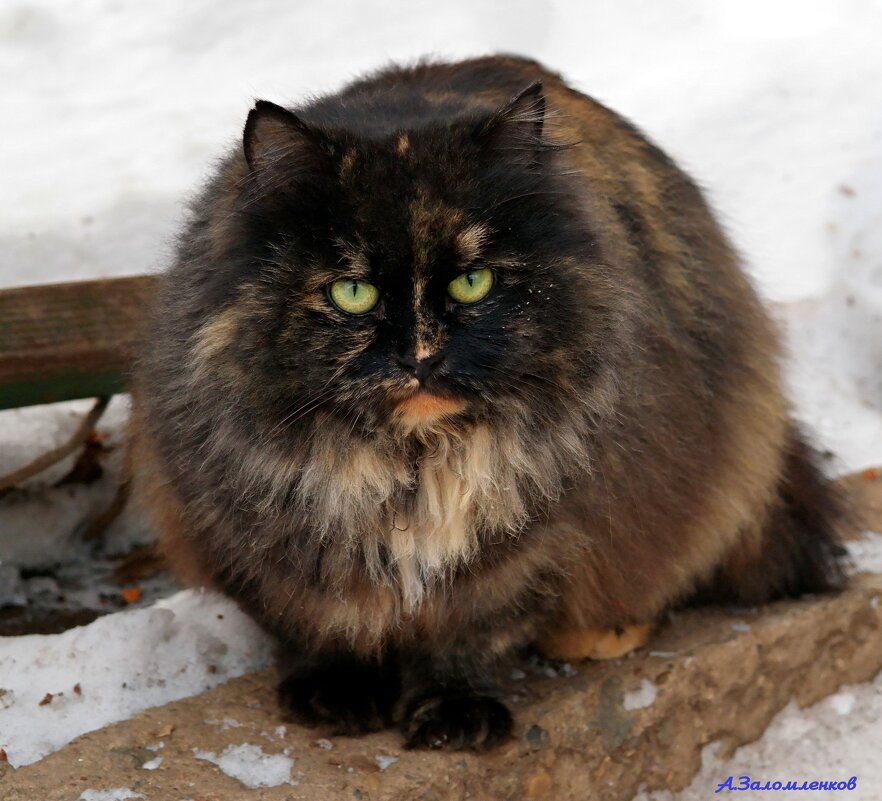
[329,279,380,315]
[447,268,494,304]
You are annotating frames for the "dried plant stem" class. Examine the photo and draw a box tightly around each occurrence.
[0,396,110,492]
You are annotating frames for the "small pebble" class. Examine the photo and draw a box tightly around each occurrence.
[525,724,549,750]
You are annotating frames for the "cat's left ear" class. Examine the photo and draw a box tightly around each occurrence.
[475,81,546,159]
[243,100,325,174]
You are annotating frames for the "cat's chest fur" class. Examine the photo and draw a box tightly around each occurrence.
[302,422,535,610]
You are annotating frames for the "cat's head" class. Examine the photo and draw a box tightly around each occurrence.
[183,82,620,443]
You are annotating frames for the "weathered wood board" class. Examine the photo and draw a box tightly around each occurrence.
[0,276,156,410]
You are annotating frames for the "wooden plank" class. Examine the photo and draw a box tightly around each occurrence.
[0,276,157,410]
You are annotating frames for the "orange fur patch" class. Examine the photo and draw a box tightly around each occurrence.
[414,343,434,360]
[538,624,651,662]
[394,391,466,422]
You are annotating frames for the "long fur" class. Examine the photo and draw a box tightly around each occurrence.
[130,55,847,750]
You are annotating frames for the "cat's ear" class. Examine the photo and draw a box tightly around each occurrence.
[475,81,546,158]
[243,100,324,174]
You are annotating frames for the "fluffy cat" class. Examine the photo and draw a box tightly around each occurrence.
[130,55,845,751]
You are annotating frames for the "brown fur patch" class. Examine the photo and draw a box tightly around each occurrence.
[336,239,371,277]
[126,395,216,589]
[190,306,241,363]
[455,223,490,264]
[340,147,357,178]
[408,188,465,270]
[407,190,475,354]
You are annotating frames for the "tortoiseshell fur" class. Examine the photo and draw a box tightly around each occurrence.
[131,55,845,751]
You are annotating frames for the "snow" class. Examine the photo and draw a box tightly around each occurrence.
[0,590,273,767]
[637,672,882,801]
[205,718,242,730]
[193,743,294,789]
[846,532,882,576]
[375,754,400,771]
[623,678,657,711]
[1,0,882,793]
[78,791,143,801]
[829,692,855,717]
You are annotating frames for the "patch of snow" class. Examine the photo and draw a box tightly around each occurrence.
[205,718,241,730]
[193,743,293,789]
[141,756,162,770]
[0,590,273,767]
[375,754,399,770]
[829,692,855,716]
[635,670,882,801]
[846,531,882,575]
[623,678,657,711]
[78,791,143,801]
[0,399,151,572]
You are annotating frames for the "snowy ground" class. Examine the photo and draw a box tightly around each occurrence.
[639,673,882,801]
[2,0,882,794]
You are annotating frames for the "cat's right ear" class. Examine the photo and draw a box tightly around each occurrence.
[243,100,323,174]
[474,81,546,158]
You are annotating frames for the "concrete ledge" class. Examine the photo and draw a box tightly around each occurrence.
[3,569,881,801]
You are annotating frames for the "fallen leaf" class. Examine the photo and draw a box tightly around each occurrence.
[121,586,142,604]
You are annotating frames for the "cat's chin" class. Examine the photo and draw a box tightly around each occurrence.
[390,390,468,432]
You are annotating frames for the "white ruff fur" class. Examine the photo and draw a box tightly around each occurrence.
[306,421,535,609]
[228,411,583,610]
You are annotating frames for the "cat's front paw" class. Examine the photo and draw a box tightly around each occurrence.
[277,656,399,736]
[402,693,513,751]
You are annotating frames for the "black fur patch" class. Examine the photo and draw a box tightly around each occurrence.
[402,693,513,751]
[277,649,401,736]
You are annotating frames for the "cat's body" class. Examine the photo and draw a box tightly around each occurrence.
[131,55,844,750]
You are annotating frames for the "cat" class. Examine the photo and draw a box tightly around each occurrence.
[129,55,845,751]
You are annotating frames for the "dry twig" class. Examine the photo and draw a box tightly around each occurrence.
[0,396,110,492]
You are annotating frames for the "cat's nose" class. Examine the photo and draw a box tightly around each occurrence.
[396,351,444,382]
